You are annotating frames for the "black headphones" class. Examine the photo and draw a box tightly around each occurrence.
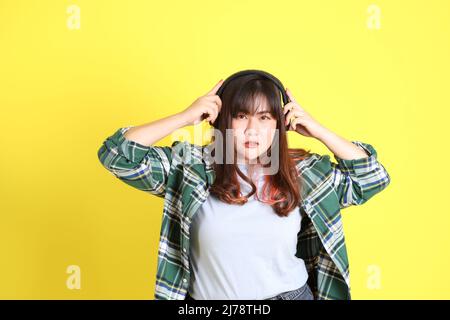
[213,69,291,127]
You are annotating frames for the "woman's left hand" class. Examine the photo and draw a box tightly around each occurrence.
[283,88,326,139]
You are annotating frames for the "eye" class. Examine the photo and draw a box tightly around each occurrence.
[261,115,271,120]
[237,113,247,119]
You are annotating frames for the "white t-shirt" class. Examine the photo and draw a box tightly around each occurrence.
[188,163,309,300]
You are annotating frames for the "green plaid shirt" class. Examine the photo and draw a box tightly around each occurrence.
[97,126,391,300]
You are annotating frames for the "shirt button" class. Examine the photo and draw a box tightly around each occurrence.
[183,278,187,283]
[183,248,187,253]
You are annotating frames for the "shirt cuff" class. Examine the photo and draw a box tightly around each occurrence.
[332,140,379,176]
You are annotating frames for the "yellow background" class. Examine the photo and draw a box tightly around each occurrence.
[0,0,448,299]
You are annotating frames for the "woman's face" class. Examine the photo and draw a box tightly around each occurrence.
[231,98,278,164]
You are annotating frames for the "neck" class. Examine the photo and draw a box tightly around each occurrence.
[237,163,264,179]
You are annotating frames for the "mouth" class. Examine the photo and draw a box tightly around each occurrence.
[244,141,259,148]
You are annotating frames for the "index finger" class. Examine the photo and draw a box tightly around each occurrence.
[206,79,224,96]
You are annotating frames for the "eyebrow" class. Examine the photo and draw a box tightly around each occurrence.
[239,110,271,115]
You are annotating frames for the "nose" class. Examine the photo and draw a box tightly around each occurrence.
[245,116,259,132]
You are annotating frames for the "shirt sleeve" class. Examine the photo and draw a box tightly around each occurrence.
[330,140,391,209]
[97,126,180,199]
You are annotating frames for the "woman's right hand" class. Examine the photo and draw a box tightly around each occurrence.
[180,79,224,126]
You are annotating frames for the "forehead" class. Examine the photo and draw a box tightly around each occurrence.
[238,94,272,114]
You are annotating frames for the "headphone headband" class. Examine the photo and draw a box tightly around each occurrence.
[216,69,290,106]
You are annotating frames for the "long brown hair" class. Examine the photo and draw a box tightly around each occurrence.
[209,73,312,217]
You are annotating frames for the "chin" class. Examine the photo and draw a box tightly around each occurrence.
[236,151,265,163]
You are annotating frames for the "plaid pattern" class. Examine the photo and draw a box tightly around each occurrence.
[97,126,391,300]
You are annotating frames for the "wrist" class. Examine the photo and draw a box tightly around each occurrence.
[176,111,190,128]
[311,124,331,141]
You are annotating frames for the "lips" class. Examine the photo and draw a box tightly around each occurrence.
[244,141,259,148]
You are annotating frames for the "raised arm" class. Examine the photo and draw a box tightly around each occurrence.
[97,79,224,198]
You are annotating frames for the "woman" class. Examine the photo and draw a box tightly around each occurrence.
[97,70,391,300]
